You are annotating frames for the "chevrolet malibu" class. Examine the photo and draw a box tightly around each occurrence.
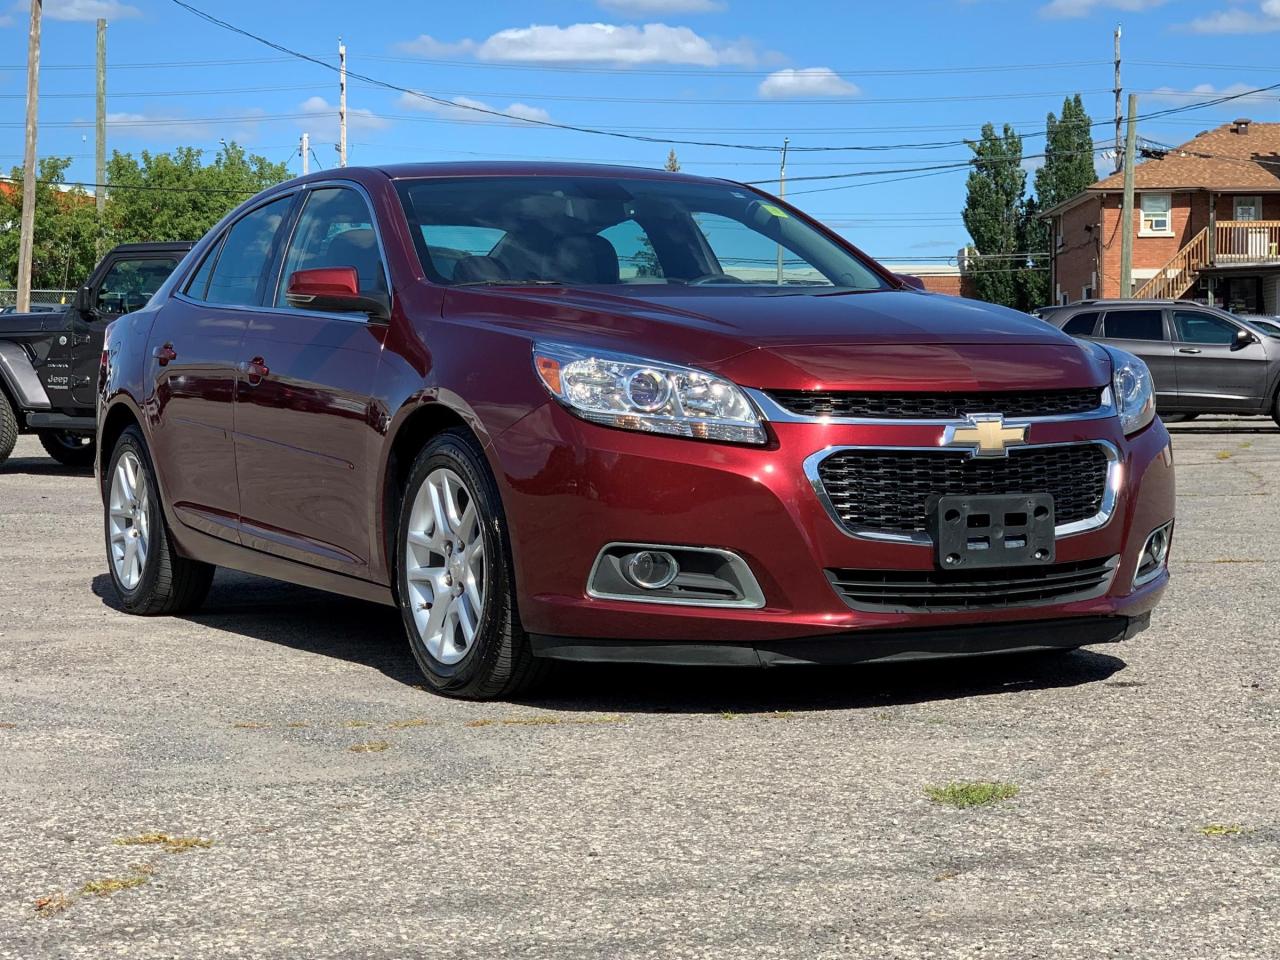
[97,163,1174,699]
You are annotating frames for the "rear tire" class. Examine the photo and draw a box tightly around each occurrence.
[38,429,95,469]
[0,391,16,466]
[395,428,548,700]
[104,426,214,615]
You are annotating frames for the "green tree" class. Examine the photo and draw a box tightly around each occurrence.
[1035,94,1097,210]
[664,149,681,172]
[962,123,1027,309]
[0,156,101,290]
[104,143,290,245]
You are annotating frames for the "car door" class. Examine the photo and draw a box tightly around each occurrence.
[1170,308,1270,412]
[1098,307,1180,409]
[70,252,182,407]
[146,195,295,543]
[232,183,389,577]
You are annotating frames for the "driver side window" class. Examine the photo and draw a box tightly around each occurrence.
[95,258,178,316]
[1173,310,1239,345]
[275,187,387,307]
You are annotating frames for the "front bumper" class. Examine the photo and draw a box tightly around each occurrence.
[490,401,1174,649]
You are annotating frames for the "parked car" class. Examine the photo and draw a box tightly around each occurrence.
[1038,299,1280,426]
[0,242,194,468]
[1240,316,1280,339]
[98,164,1175,699]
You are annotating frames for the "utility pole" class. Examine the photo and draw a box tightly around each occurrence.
[338,38,347,167]
[17,0,42,314]
[1113,25,1123,174]
[301,132,309,175]
[95,18,106,255]
[775,136,789,284]
[1119,93,1138,298]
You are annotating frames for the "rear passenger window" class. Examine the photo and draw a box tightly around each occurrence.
[205,196,293,306]
[1103,309,1165,341]
[1062,311,1099,336]
[184,240,222,300]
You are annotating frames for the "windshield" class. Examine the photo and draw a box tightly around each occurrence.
[394,175,891,292]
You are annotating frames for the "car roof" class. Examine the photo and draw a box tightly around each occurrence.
[110,241,196,253]
[368,160,730,186]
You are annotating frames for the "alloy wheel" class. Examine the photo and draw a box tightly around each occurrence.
[404,467,486,666]
[108,450,151,590]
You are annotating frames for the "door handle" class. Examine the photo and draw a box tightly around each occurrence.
[239,356,270,385]
[1177,347,1202,355]
[152,343,177,366]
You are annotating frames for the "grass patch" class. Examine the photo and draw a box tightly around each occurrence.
[721,711,738,721]
[1216,450,1233,460]
[114,832,212,854]
[387,718,431,729]
[465,716,623,728]
[464,719,495,728]
[926,781,1020,809]
[1210,558,1264,564]
[349,740,391,753]
[1200,823,1243,837]
[232,722,268,729]
[33,892,71,917]
[80,864,153,897]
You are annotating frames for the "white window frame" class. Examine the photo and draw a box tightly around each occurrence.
[1233,195,1262,222]
[1139,193,1173,237]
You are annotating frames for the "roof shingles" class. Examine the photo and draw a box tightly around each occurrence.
[1091,121,1280,192]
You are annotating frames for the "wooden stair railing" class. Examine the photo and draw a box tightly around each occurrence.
[1133,227,1208,300]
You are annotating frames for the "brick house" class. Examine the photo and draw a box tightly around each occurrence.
[1043,118,1280,313]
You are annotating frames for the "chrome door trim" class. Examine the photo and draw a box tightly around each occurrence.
[803,439,1123,547]
[747,385,1116,425]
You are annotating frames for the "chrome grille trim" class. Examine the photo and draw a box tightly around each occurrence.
[803,440,1123,546]
[747,385,1116,425]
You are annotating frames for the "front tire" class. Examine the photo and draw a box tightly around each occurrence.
[395,429,546,700]
[0,391,16,466]
[38,429,95,469]
[105,426,214,615]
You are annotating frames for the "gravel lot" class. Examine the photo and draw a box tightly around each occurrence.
[1,420,1278,959]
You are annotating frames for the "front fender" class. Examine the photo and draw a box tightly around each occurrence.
[0,340,50,411]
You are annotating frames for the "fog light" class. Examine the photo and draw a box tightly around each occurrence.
[623,550,679,590]
[1134,521,1173,588]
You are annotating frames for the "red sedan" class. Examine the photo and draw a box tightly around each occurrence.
[97,163,1174,699]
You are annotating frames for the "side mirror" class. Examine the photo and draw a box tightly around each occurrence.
[285,267,390,322]
[73,285,95,314]
[896,273,926,291]
[1234,328,1259,350]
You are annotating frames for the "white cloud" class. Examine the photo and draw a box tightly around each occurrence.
[393,34,478,57]
[104,109,264,143]
[396,91,551,125]
[597,0,727,13]
[0,14,13,27]
[44,0,140,21]
[1180,2,1280,33]
[298,97,390,149]
[475,22,758,66]
[758,67,858,99]
[1040,0,1166,18]
[1145,81,1273,104]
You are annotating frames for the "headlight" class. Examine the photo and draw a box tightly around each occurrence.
[1103,345,1156,436]
[532,341,767,445]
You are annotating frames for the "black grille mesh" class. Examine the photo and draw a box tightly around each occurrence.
[767,387,1103,420]
[816,444,1110,535]
[827,556,1116,611]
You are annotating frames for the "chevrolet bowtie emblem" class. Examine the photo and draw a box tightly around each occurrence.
[942,414,1028,458]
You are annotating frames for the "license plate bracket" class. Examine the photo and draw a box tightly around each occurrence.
[930,493,1055,570]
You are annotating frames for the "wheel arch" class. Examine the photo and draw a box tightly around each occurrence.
[97,397,145,493]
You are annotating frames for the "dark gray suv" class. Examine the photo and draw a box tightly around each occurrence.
[1039,299,1280,426]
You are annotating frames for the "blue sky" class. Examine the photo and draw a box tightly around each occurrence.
[3,0,1280,262]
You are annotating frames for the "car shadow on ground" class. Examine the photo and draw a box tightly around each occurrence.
[92,569,1128,713]
[0,454,92,476]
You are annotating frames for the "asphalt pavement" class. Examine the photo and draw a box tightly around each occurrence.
[1,419,1278,959]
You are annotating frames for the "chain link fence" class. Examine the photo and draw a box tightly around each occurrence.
[0,289,75,311]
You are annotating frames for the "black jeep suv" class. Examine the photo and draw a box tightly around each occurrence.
[0,242,192,467]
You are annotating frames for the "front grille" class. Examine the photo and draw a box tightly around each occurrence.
[827,556,1117,612]
[815,444,1111,537]
[767,387,1103,420]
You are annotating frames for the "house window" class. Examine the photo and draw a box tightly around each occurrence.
[1139,193,1173,236]
[1233,196,1262,221]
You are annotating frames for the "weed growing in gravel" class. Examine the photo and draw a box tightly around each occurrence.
[232,722,268,729]
[925,781,1019,809]
[114,833,212,854]
[80,864,153,896]
[464,719,495,728]
[349,740,391,753]
[1200,823,1243,837]
[33,892,71,917]
[0,722,16,729]
[388,718,431,729]
[1216,450,1233,460]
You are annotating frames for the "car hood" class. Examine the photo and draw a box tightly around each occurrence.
[448,286,1110,391]
[0,310,60,339]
